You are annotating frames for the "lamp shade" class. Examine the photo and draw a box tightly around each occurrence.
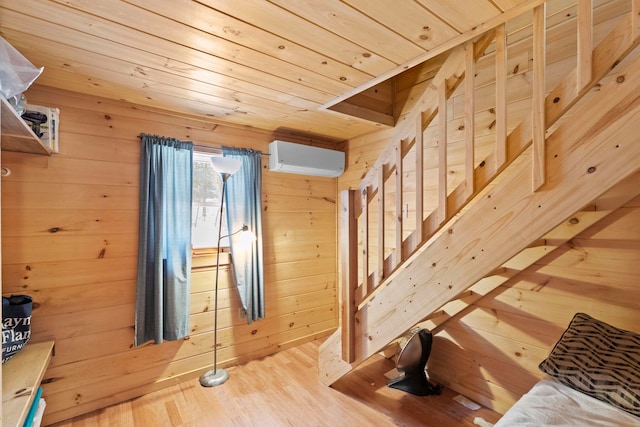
[236,227,257,250]
[210,156,242,175]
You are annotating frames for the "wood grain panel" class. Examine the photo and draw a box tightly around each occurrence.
[268,0,425,65]
[264,176,337,197]
[33,304,135,342]
[428,200,640,413]
[415,0,501,32]
[3,85,340,424]
[199,0,396,77]
[2,154,138,187]
[9,1,350,97]
[46,328,135,368]
[264,258,336,280]
[0,8,377,138]
[2,181,139,210]
[191,288,336,321]
[2,209,137,237]
[42,316,335,413]
[262,241,336,264]
[263,192,338,213]
[2,258,137,291]
[343,0,461,50]
[49,339,503,426]
[130,0,373,86]
[0,0,565,141]
[2,234,138,264]
[44,330,338,425]
[18,280,135,317]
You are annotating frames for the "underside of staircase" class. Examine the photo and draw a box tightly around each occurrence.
[319,1,640,386]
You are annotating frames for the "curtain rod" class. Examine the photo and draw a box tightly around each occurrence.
[194,144,268,156]
[137,134,268,155]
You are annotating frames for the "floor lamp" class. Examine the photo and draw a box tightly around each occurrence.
[200,156,242,388]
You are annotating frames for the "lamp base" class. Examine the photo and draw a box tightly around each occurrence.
[199,368,229,387]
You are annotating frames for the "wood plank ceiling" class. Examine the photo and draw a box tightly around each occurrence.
[0,0,535,140]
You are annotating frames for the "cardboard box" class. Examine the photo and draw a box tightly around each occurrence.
[24,103,59,153]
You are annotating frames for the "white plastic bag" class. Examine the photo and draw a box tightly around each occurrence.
[0,35,43,99]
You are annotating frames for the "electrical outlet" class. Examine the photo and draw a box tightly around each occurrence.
[402,203,409,218]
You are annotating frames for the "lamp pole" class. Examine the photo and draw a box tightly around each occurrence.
[200,156,241,387]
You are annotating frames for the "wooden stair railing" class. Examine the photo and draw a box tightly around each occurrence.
[320,0,640,385]
[339,32,496,363]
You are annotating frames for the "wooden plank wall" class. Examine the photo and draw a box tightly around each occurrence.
[428,195,640,414]
[1,85,338,424]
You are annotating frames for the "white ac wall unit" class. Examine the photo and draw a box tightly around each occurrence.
[268,140,345,177]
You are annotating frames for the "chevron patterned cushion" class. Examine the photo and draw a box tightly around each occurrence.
[539,313,640,418]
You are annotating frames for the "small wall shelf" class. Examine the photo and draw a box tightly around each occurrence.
[2,340,55,426]
[1,97,51,155]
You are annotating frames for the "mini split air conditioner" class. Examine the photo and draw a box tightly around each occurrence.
[268,140,345,177]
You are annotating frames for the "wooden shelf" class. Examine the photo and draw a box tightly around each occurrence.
[2,340,55,427]
[1,97,51,155]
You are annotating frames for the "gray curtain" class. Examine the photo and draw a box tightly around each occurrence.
[135,134,193,346]
[222,147,264,324]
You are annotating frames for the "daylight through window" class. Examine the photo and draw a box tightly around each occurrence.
[192,151,228,249]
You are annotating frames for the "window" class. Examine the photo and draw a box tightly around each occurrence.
[191,151,228,250]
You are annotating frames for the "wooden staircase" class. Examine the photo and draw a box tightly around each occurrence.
[319,0,640,386]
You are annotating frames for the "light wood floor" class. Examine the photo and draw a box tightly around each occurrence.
[50,339,501,426]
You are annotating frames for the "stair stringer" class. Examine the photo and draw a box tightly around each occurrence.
[319,47,640,386]
[420,170,640,334]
